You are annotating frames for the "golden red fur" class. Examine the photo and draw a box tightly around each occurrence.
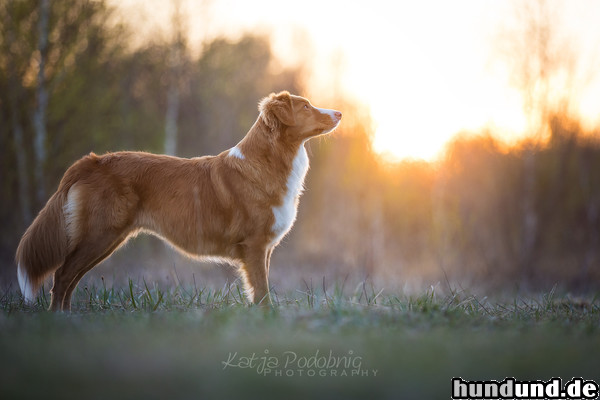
[16,91,342,311]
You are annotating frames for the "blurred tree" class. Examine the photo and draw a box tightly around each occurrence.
[295,96,384,275]
[114,43,170,152]
[3,0,595,293]
[163,0,188,156]
[33,0,49,204]
[435,135,523,282]
[0,3,301,281]
[498,0,576,136]
[496,0,580,281]
[0,0,129,272]
[1,0,36,226]
[179,35,300,157]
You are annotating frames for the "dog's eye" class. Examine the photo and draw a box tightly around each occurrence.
[303,104,309,110]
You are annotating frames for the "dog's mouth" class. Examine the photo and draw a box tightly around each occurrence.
[323,119,341,134]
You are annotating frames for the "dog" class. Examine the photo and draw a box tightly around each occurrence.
[16,91,342,311]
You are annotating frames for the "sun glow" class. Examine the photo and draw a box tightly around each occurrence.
[360,68,530,162]
[368,91,457,162]
[286,0,536,162]
[115,0,600,162]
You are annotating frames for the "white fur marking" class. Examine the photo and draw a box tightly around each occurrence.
[64,185,80,247]
[270,143,309,247]
[316,107,341,133]
[18,263,35,304]
[228,146,245,160]
[316,107,338,122]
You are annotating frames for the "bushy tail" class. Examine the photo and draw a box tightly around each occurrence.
[16,191,69,303]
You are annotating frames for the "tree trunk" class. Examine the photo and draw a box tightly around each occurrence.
[577,149,599,288]
[520,148,538,282]
[4,3,32,225]
[11,108,32,226]
[33,0,50,205]
[164,1,185,156]
[164,83,179,156]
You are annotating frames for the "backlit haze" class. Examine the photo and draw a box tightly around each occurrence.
[115,0,600,161]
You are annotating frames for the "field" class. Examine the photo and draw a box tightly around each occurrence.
[1,281,599,400]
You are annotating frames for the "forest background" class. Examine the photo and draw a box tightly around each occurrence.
[1,0,600,297]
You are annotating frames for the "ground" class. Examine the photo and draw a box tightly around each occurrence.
[0,281,598,399]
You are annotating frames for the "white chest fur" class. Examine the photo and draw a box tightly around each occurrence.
[270,144,309,247]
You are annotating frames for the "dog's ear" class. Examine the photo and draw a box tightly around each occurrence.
[259,91,296,129]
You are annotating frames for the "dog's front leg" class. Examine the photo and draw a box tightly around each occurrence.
[239,246,272,306]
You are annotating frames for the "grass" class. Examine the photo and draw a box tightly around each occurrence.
[1,279,599,400]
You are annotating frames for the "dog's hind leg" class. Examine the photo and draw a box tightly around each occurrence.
[51,179,138,311]
[239,246,271,306]
[50,234,127,311]
[62,236,128,310]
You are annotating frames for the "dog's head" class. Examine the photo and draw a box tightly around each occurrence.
[259,91,342,141]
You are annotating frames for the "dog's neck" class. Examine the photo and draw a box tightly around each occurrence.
[237,116,305,167]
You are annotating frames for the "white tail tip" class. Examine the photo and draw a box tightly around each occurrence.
[17,263,36,304]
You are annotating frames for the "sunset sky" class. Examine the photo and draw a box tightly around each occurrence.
[116,0,600,161]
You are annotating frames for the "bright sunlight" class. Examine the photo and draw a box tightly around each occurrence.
[117,0,600,162]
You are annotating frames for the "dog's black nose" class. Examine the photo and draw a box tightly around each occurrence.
[334,111,342,120]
